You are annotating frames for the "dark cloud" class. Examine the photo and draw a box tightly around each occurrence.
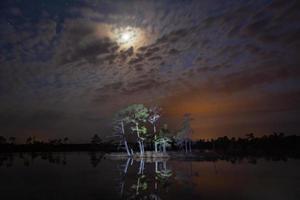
[119,46,134,61]
[144,46,160,57]
[54,20,120,64]
[128,55,144,65]
[122,79,166,95]
[168,48,180,55]
[133,64,143,71]
[148,56,162,61]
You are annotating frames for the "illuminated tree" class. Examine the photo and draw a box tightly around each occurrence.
[113,109,132,156]
[148,106,161,152]
[155,124,172,153]
[119,104,149,157]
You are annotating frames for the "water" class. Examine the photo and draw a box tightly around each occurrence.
[0,152,300,200]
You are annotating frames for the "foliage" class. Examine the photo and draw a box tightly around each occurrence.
[118,104,149,124]
[155,124,172,147]
[148,106,161,132]
[114,104,150,156]
[156,169,173,180]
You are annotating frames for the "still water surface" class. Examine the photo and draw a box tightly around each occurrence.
[0,152,300,200]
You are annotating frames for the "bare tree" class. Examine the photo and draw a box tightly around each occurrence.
[113,112,131,156]
[176,114,193,153]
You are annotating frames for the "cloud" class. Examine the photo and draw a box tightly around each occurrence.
[0,0,300,140]
[54,20,120,64]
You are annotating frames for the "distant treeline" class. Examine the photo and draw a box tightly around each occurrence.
[0,134,116,152]
[193,133,300,157]
[0,133,300,156]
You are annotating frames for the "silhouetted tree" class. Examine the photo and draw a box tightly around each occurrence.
[0,136,7,144]
[26,137,32,145]
[91,134,102,145]
[8,137,16,145]
[245,133,254,141]
[63,137,69,144]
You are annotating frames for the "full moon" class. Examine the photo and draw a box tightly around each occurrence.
[111,26,146,48]
[120,32,132,43]
[116,28,136,45]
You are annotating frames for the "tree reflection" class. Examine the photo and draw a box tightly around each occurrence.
[155,160,172,191]
[116,157,173,199]
[0,153,14,167]
[89,152,104,167]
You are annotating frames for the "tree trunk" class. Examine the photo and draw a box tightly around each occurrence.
[185,140,188,153]
[121,121,131,156]
[138,159,144,174]
[154,135,157,152]
[136,123,144,156]
[141,141,144,155]
[136,123,140,138]
[136,177,140,195]
[124,140,131,156]
[153,124,157,152]
[138,141,143,157]
[124,158,131,173]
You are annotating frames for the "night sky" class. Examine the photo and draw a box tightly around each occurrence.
[0,0,299,142]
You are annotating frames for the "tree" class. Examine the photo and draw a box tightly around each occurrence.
[56,139,62,145]
[0,136,7,144]
[63,137,69,144]
[148,106,161,152]
[176,114,193,153]
[119,104,149,156]
[113,110,132,156]
[155,124,171,153]
[8,137,16,145]
[245,133,254,141]
[26,137,32,145]
[91,134,102,145]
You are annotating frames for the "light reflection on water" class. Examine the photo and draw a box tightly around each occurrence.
[0,152,300,200]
